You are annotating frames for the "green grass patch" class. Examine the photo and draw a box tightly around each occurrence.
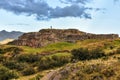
[48,52,73,58]
[19,42,75,54]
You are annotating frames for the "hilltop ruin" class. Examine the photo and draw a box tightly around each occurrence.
[8,29,119,48]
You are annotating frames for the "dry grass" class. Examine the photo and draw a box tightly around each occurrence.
[46,53,120,80]
[1,39,120,80]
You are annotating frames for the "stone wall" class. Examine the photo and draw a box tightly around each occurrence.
[8,29,119,48]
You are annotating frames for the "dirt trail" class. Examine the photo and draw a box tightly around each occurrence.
[41,70,57,80]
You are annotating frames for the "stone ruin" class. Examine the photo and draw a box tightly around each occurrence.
[8,29,119,48]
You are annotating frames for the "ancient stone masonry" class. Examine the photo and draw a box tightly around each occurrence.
[8,29,119,48]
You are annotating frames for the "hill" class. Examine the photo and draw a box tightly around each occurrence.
[0,30,23,41]
[0,29,120,80]
[0,39,120,80]
[9,29,119,48]
[0,38,120,80]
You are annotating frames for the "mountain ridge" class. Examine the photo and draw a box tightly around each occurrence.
[0,30,24,41]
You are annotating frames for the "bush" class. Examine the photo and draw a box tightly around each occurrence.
[52,53,72,66]
[0,66,8,75]
[4,47,23,53]
[72,72,86,80]
[71,48,105,60]
[0,55,6,62]
[22,67,35,76]
[82,64,103,74]
[0,66,19,80]
[3,61,18,69]
[101,68,116,77]
[71,48,89,60]
[0,49,4,54]
[3,71,19,80]
[115,48,120,54]
[16,63,29,71]
[3,60,28,71]
[90,73,104,80]
[38,53,72,71]
[89,48,105,59]
[38,56,55,70]
[17,54,41,63]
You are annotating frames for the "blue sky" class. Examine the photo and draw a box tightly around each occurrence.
[0,0,120,34]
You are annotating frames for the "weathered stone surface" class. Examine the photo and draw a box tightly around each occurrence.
[8,29,119,48]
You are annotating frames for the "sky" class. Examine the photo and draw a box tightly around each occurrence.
[0,0,120,34]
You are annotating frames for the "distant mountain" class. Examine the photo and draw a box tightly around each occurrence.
[0,30,24,41]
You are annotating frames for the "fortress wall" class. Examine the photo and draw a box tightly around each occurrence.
[65,34,119,41]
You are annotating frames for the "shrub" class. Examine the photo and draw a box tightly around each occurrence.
[3,71,19,80]
[3,61,28,71]
[107,51,116,56]
[0,55,6,62]
[22,67,35,76]
[4,47,23,53]
[115,48,120,54]
[89,48,105,59]
[110,46,114,49]
[38,56,55,70]
[82,64,102,74]
[71,48,89,60]
[0,66,19,80]
[102,56,109,60]
[38,53,72,71]
[16,62,29,71]
[71,48,105,60]
[2,47,23,57]
[90,73,104,80]
[3,61,18,69]
[17,54,41,63]
[74,72,86,80]
[101,68,116,77]
[0,49,4,54]
[0,66,8,75]
[52,53,72,66]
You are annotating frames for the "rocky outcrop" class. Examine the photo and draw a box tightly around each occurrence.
[8,29,119,48]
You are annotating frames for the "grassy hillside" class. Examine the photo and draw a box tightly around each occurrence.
[0,39,120,80]
[6,39,120,54]
[47,56,120,80]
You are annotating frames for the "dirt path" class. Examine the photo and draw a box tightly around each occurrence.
[41,70,57,80]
